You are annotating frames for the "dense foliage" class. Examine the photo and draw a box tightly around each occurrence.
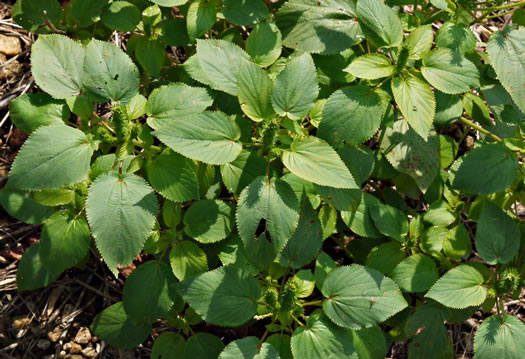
[2,0,525,357]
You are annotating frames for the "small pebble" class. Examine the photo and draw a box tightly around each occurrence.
[0,34,22,56]
[47,327,63,342]
[58,351,66,358]
[37,339,51,350]
[63,342,72,352]
[82,347,97,358]
[74,327,91,344]
[70,343,82,354]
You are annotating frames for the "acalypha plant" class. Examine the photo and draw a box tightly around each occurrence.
[1,0,525,357]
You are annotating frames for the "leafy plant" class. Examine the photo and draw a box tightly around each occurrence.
[3,0,525,357]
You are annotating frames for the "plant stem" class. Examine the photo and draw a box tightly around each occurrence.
[469,0,525,12]
[369,75,393,94]
[302,300,324,307]
[495,264,503,317]
[485,9,518,18]
[290,314,304,327]
[459,116,502,143]
[131,139,162,153]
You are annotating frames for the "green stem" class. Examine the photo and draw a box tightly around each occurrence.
[459,116,503,143]
[469,0,525,12]
[485,9,519,18]
[369,75,393,94]
[422,10,444,24]
[290,314,304,327]
[131,139,162,153]
[302,300,324,307]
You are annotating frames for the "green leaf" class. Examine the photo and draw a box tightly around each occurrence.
[391,254,438,292]
[314,251,337,290]
[184,333,225,359]
[271,53,319,120]
[223,0,269,26]
[339,145,375,186]
[123,261,178,323]
[434,91,463,128]
[86,172,158,274]
[216,235,258,275]
[369,202,408,242]
[421,226,448,258]
[443,224,472,260]
[83,39,140,105]
[318,205,337,240]
[169,240,208,281]
[12,0,62,31]
[380,120,440,193]
[282,136,358,189]
[158,18,190,46]
[341,192,383,239]
[439,135,458,169]
[219,337,279,359]
[101,1,141,32]
[423,200,456,226]
[152,332,185,359]
[275,0,362,54]
[405,25,434,60]
[352,326,388,359]
[266,334,292,359]
[391,75,435,141]
[322,265,408,329]
[246,23,282,67]
[474,314,525,359]
[34,188,74,206]
[278,196,323,268]
[135,37,165,78]
[17,243,61,291]
[421,48,480,94]
[125,94,147,120]
[345,54,395,80]
[366,242,405,275]
[487,26,525,114]
[153,111,242,165]
[0,189,53,224]
[291,311,355,359]
[236,176,300,254]
[220,150,266,195]
[66,95,94,119]
[91,302,151,350]
[436,22,476,54]
[145,150,199,202]
[425,264,487,309]
[462,92,491,127]
[452,143,518,194]
[146,83,213,129]
[238,61,275,122]
[30,35,85,99]
[186,39,251,96]
[178,266,261,326]
[184,200,234,243]
[290,270,315,298]
[9,93,69,133]
[405,302,454,359]
[475,201,520,265]
[187,0,218,41]
[7,125,94,191]
[318,86,389,147]
[39,212,90,273]
[356,0,403,48]
[68,0,106,28]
